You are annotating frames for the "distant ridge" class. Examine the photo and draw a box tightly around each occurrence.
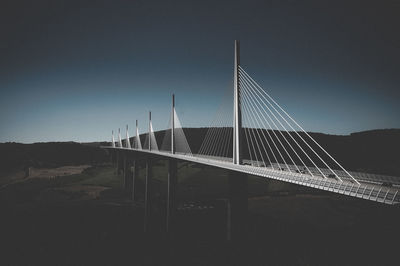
[146,128,400,177]
[1,129,399,177]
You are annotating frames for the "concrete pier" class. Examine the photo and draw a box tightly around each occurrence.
[166,159,177,233]
[228,170,247,242]
[144,158,152,233]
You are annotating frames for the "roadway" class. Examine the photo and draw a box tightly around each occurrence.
[103,146,400,205]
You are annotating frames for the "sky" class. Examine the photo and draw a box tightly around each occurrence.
[0,0,399,143]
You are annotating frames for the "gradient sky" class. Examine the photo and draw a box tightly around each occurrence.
[1,0,399,143]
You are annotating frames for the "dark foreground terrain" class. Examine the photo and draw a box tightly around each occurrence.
[0,135,399,266]
[1,160,399,266]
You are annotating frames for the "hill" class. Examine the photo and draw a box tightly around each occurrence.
[1,128,399,178]
[0,142,109,175]
[147,128,400,176]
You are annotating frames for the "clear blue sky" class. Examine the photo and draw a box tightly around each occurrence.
[1,0,399,143]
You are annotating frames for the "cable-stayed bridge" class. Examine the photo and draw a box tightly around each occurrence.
[103,41,399,218]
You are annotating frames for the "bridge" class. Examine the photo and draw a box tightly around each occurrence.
[102,40,399,237]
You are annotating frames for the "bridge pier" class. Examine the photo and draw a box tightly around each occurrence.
[131,159,138,202]
[144,158,152,233]
[166,159,177,234]
[108,149,113,165]
[115,151,120,175]
[123,155,134,191]
[123,154,127,189]
[228,171,248,242]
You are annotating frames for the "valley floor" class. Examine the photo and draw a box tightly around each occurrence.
[0,164,399,266]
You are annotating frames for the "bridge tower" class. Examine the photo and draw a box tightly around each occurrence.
[111,130,115,148]
[229,40,247,242]
[233,40,243,165]
[144,111,153,233]
[131,120,141,202]
[125,125,131,149]
[148,111,152,151]
[167,94,177,233]
[171,94,175,155]
[135,119,142,149]
[118,128,123,148]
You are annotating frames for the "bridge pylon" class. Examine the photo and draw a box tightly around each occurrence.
[111,130,115,148]
[148,111,152,151]
[233,40,243,165]
[118,128,123,148]
[167,94,178,234]
[125,125,131,149]
[171,94,175,154]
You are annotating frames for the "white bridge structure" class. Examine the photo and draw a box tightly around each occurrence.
[103,41,399,207]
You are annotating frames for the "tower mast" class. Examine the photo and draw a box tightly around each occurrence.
[233,40,242,165]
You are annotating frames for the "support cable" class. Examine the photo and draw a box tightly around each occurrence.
[199,97,228,156]
[241,73,316,177]
[161,114,172,152]
[241,79,302,173]
[241,87,274,169]
[174,110,193,156]
[240,66,359,183]
[240,68,336,179]
[241,79,294,172]
[198,105,224,156]
[241,88,266,167]
[239,85,283,170]
[243,125,254,164]
[208,104,229,157]
[220,107,233,158]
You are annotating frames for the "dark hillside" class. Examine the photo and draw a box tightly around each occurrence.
[0,142,108,174]
[310,129,400,176]
[142,128,400,176]
[2,128,398,177]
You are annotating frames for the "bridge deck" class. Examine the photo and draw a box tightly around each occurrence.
[103,147,400,205]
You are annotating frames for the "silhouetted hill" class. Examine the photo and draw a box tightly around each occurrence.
[146,128,400,176]
[1,129,398,177]
[0,142,109,174]
[338,129,400,176]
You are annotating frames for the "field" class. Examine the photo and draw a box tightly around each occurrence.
[1,159,399,266]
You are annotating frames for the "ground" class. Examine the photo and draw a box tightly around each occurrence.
[0,161,399,266]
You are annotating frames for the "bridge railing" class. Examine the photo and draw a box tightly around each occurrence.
[105,146,400,205]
